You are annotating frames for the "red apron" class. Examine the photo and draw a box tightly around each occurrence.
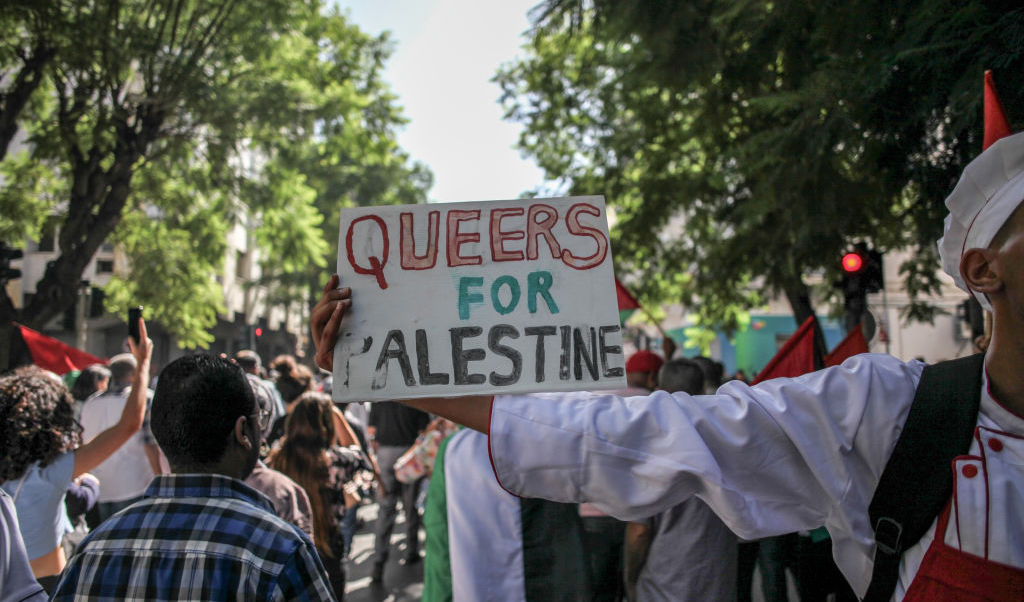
[903,501,1024,600]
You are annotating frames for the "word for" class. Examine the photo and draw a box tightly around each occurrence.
[365,324,624,390]
[345,202,609,290]
[456,271,559,319]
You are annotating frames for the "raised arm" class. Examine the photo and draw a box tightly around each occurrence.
[73,318,153,477]
[311,274,493,433]
[331,405,360,447]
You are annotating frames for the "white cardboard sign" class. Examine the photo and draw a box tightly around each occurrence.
[331,196,627,402]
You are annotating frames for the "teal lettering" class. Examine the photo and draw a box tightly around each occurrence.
[528,270,559,315]
[457,276,485,320]
[490,275,521,315]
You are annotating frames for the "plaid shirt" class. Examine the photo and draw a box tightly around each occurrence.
[51,474,336,601]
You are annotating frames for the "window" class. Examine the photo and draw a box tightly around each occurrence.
[235,251,248,279]
[96,259,114,274]
[37,217,60,252]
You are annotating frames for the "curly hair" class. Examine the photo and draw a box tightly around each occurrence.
[0,366,82,482]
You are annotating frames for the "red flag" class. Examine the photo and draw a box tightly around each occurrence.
[615,277,641,323]
[751,316,816,385]
[984,70,1012,150]
[824,325,869,367]
[16,323,105,375]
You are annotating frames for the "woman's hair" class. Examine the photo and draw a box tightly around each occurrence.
[273,358,314,406]
[70,364,111,402]
[269,391,336,558]
[0,367,81,482]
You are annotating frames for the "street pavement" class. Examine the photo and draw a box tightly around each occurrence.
[345,501,424,601]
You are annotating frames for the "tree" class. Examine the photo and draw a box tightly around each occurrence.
[497,0,1024,344]
[0,0,429,359]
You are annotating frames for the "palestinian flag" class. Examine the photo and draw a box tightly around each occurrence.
[752,316,817,385]
[824,325,869,367]
[13,323,105,374]
[615,278,641,324]
[424,429,588,601]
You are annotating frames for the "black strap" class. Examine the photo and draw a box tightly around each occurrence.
[863,353,984,601]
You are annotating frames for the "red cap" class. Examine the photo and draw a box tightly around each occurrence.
[626,350,664,374]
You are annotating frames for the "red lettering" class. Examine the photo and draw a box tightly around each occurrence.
[446,210,482,267]
[526,204,561,260]
[490,208,525,262]
[561,203,608,270]
[400,211,439,270]
[345,214,389,289]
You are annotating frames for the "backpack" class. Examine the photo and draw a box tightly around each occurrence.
[863,353,984,601]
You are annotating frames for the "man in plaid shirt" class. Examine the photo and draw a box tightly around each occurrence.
[51,355,335,601]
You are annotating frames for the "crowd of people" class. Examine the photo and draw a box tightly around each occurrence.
[0,319,386,600]
[0,318,781,602]
[3,127,1024,602]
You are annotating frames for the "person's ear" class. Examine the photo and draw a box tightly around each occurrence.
[961,247,1003,296]
[233,415,253,451]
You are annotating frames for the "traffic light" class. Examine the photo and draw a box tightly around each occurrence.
[254,327,263,339]
[835,242,883,333]
[837,243,883,297]
[0,242,22,282]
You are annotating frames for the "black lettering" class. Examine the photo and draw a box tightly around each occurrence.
[524,326,556,383]
[559,325,571,381]
[450,326,486,385]
[573,326,599,381]
[599,325,624,378]
[415,329,450,385]
[372,330,415,389]
[488,324,522,386]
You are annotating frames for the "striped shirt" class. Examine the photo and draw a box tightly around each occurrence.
[51,474,336,601]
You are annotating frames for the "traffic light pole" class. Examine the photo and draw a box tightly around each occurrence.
[881,285,890,355]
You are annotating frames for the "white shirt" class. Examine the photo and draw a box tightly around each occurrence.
[445,429,528,601]
[487,353,1024,599]
[79,384,155,502]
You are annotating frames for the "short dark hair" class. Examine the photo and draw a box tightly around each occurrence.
[691,356,724,390]
[152,354,256,467]
[659,358,706,395]
[71,364,111,402]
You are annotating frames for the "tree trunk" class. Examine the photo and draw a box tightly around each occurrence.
[21,108,163,330]
[0,291,20,370]
[781,278,826,370]
[0,42,53,161]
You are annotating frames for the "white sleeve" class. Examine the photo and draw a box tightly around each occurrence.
[488,353,924,541]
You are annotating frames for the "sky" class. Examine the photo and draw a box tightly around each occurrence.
[341,0,556,203]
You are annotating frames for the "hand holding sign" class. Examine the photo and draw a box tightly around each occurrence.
[312,274,351,372]
[332,196,625,402]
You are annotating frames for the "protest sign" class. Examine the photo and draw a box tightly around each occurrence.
[332,196,627,402]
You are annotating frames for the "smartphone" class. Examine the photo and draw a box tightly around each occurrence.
[128,306,143,344]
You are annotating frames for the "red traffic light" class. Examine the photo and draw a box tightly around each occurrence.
[254,327,263,338]
[841,252,863,273]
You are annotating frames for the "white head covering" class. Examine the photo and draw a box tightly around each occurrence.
[938,131,1024,311]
